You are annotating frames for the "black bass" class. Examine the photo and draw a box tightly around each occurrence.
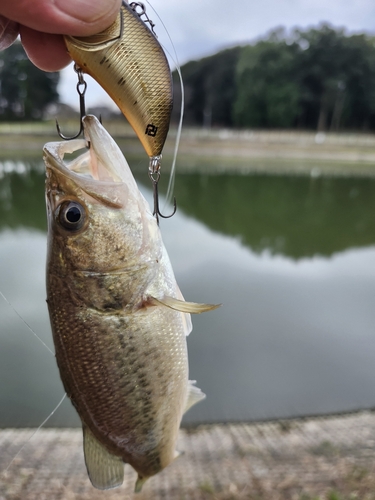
[43,115,217,492]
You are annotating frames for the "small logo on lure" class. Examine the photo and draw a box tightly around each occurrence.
[145,123,158,137]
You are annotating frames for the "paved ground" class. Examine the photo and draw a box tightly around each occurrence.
[1,412,375,500]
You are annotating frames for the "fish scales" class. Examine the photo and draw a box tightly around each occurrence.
[48,277,187,478]
[64,2,173,159]
[43,116,215,492]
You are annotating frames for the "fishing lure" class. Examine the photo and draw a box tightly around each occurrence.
[60,1,174,221]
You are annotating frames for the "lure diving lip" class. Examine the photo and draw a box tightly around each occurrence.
[64,1,173,163]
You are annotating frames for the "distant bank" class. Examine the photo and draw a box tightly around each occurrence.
[1,122,375,176]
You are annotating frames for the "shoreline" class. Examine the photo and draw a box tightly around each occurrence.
[1,125,375,176]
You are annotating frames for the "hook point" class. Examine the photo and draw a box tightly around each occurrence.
[56,118,83,140]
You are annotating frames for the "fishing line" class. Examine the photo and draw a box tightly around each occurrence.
[144,0,185,208]
[2,392,67,473]
[163,51,184,209]
[0,290,54,356]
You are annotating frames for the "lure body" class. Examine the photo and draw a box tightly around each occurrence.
[64,2,173,160]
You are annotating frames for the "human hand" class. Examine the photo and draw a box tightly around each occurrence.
[0,0,122,72]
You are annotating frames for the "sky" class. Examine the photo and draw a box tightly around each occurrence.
[59,0,375,110]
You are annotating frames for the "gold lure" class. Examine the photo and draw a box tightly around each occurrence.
[64,1,173,164]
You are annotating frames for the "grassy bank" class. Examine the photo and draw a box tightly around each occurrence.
[1,121,375,176]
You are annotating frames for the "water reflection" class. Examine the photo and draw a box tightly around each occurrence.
[2,161,375,258]
[1,161,375,426]
[0,161,46,231]
[173,174,375,258]
[163,213,375,422]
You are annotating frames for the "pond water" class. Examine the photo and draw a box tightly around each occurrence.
[1,158,375,427]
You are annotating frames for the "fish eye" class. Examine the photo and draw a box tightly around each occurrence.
[57,201,86,231]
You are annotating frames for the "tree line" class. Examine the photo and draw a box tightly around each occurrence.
[178,24,375,131]
[1,25,375,131]
[0,41,59,121]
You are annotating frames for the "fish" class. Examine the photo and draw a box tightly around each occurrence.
[43,115,218,492]
[64,1,173,165]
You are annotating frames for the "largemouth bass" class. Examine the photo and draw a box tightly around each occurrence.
[64,1,173,163]
[43,115,217,492]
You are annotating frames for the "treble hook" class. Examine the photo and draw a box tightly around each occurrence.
[148,167,177,225]
[56,64,87,140]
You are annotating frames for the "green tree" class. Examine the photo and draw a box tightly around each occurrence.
[233,35,302,128]
[284,25,375,130]
[179,47,242,127]
[293,25,348,130]
[0,41,59,120]
[177,24,375,131]
[334,33,375,130]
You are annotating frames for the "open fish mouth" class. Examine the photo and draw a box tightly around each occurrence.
[44,115,130,183]
[43,115,141,209]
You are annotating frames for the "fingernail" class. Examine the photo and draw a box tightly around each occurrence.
[0,17,19,51]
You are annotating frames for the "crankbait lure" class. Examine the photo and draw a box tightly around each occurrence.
[64,2,173,173]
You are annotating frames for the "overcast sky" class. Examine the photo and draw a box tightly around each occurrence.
[59,0,375,110]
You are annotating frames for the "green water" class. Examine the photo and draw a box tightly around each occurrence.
[173,174,375,258]
[2,164,375,257]
[1,159,375,426]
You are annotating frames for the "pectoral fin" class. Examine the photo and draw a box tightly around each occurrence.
[175,285,193,336]
[184,380,206,413]
[149,295,221,314]
[83,424,124,490]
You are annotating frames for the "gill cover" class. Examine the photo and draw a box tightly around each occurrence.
[64,2,173,159]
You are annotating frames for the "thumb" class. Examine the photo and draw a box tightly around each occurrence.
[0,0,122,36]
